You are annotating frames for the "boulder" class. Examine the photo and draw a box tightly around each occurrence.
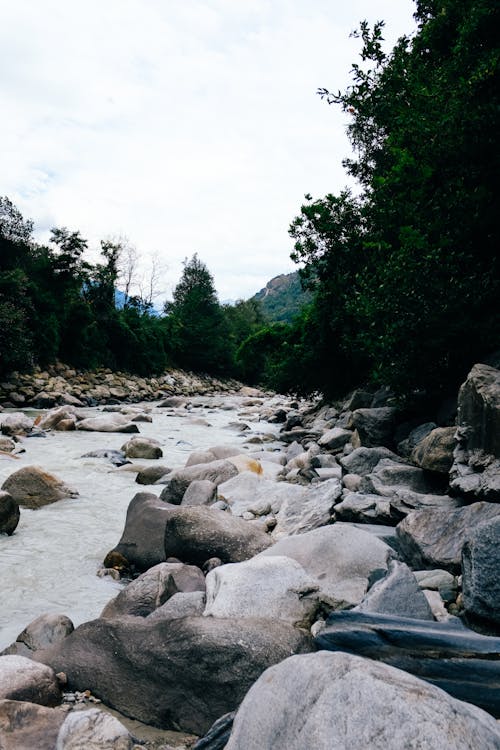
[350,407,397,448]
[2,614,74,657]
[148,591,206,622]
[35,616,313,734]
[272,478,342,537]
[396,501,500,572]
[204,556,320,627]
[334,492,393,525]
[258,524,393,609]
[0,699,66,750]
[317,427,352,453]
[76,416,139,433]
[411,426,456,473]
[1,466,78,509]
[462,515,500,632]
[359,459,443,496]
[0,412,34,436]
[101,562,205,618]
[224,651,500,750]
[0,437,16,453]
[181,479,217,507]
[192,712,235,750]
[56,707,135,749]
[340,446,404,476]
[163,506,272,565]
[160,460,238,504]
[121,436,163,459]
[105,492,179,572]
[135,465,171,484]
[457,363,500,457]
[355,560,434,620]
[397,421,437,457]
[388,488,463,520]
[36,407,82,431]
[0,655,61,706]
[217,472,291,516]
[414,569,457,603]
[0,491,19,535]
[315,610,500,716]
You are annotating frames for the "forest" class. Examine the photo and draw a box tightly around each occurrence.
[1,0,498,407]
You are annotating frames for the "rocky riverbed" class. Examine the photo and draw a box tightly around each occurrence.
[0,363,499,749]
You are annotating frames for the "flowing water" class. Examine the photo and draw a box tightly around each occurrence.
[0,396,281,649]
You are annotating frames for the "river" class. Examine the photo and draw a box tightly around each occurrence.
[0,395,282,650]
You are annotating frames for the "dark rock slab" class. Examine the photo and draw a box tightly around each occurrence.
[462,516,500,633]
[193,712,235,750]
[315,610,500,716]
[0,491,19,535]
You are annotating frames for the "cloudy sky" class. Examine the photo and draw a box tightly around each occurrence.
[1,0,416,303]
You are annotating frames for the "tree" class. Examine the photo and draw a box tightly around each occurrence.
[165,254,232,375]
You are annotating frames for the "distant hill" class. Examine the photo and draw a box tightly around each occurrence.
[251,271,311,324]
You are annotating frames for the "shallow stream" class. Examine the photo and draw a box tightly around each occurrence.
[0,396,281,649]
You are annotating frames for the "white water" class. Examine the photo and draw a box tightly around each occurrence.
[0,396,281,649]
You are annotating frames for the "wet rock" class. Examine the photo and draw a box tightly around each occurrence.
[411,426,456,473]
[135,465,171,484]
[396,501,500,572]
[0,655,62,706]
[224,650,500,750]
[121,436,163,459]
[36,616,313,734]
[315,610,500,717]
[76,416,139,433]
[462,515,500,632]
[258,523,393,609]
[101,562,205,619]
[160,460,238,505]
[350,407,398,448]
[355,560,434,620]
[1,466,78,509]
[163,506,272,565]
[0,412,34,437]
[0,491,19,535]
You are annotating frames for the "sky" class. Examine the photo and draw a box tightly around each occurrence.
[0,0,417,304]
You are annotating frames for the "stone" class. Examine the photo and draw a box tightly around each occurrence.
[163,506,272,565]
[101,562,205,618]
[258,523,393,609]
[121,436,163,459]
[181,479,217,506]
[159,396,186,407]
[36,616,313,734]
[359,459,443,496]
[217,473,290,516]
[411,426,456,473]
[397,421,437,457]
[55,707,135,749]
[340,446,404,476]
[0,437,16,453]
[355,560,434,619]
[37,407,82,431]
[350,407,398,448]
[81,449,129,467]
[135,465,171,484]
[192,712,235,750]
[76,416,139,433]
[224,650,500,750]
[106,492,179,572]
[148,591,206,621]
[0,491,19,535]
[1,466,78,509]
[6,614,74,656]
[204,556,320,627]
[396,501,500,572]
[0,699,66,750]
[462,515,500,632]
[0,655,61,706]
[334,492,393,525]
[272,478,342,537]
[388,489,463,520]
[457,363,500,457]
[414,569,457,603]
[317,427,352,452]
[315,610,500,717]
[160,460,238,504]
[0,412,34,436]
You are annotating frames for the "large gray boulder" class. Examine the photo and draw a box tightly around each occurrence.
[135,464,171,485]
[120,436,163,459]
[0,491,19,535]
[76,416,139,433]
[411,426,456,473]
[458,363,500,457]
[160,460,238,504]
[35,616,313,734]
[163,506,272,565]
[359,459,443,496]
[181,479,217,507]
[340,446,404,476]
[355,560,434,620]
[272,478,342,537]
[2,614,74,657]
[224,651,500,750]
[396,502,500,572]
[1,466,78,509]
[101,562,205,619]
[0,412,34,436]
[148,591,206,622]
[258,523,393,609]
[350,407,397,448]
[204,556,320,627]
[317,427,352,453]
[334,492,393,525]
[462,516,500,632]
[0,655,61,706]
[56,707,135,749]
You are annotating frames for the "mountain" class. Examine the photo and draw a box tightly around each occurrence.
[251,271,311,324]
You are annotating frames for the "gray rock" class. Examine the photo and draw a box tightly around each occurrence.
[396,501,500,572]
[0,437,16,452]
[340,446,404,476]
[76,416,139,433]
[272,478,342,537]
[1,466,78,509]
[181,480,217,507]
[356,560,434,619]
[192,712,235,750]
[225,651,500,750]
[334,492,393,525]
[258,524,393,609]
[458,363,500,457]
[0,412,34,436]
[204,556,320,627]
[135,465,171,485]
[217,473,292,516]
[56,707,134,749]
[360,458,443,496]
[350,407,398,448]
[397,421,437,457]
[389,488,463,520]
[147,591,206,621]
[120,436,163,459]
[462,516,500,632]
[0,655,61,706]
[317,427,352,452]
[0,491,19,535]
[36,616,313,734]
[160,460,238,504]
[343,389,373,411]
[411,426,456,473]
[414,569,457,603]
[101,562,205,618]
[163,506,272,565]
[3,614,74,656]
[0,699,67,750]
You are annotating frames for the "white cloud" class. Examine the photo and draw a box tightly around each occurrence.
[0,0,416,301]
